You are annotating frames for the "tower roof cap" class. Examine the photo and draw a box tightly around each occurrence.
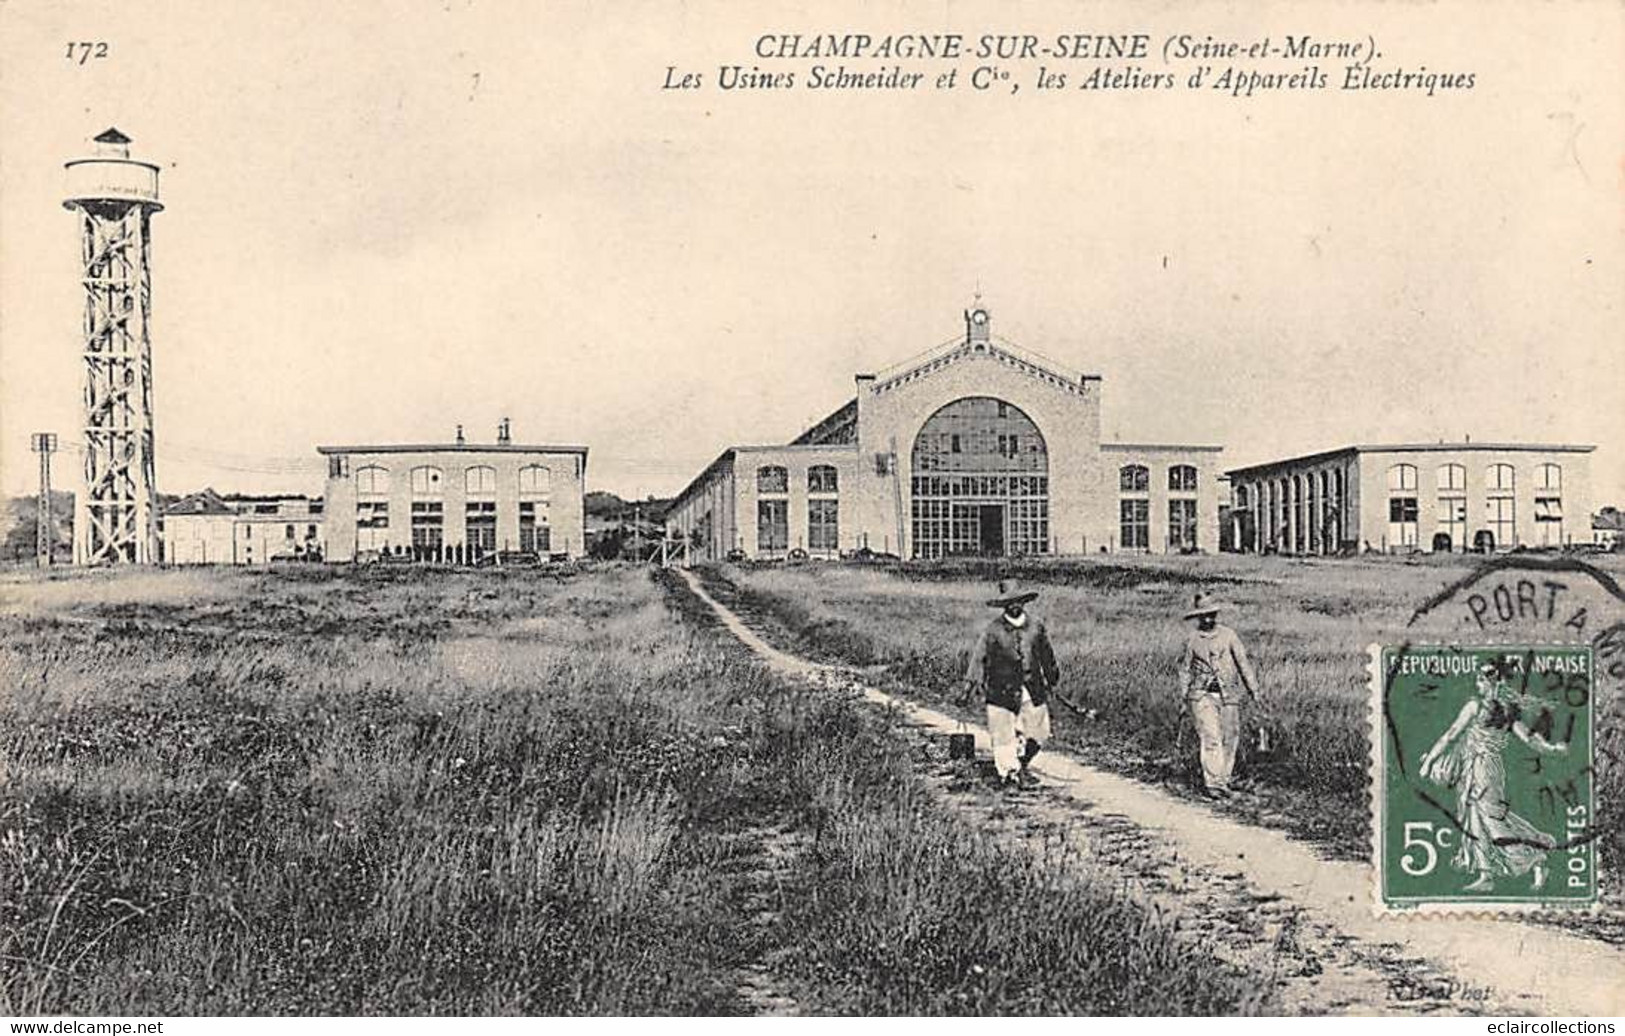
[94,127,132,144]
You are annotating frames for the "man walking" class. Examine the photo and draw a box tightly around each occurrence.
[1178,592,1260,798]
[961,579,1061,790]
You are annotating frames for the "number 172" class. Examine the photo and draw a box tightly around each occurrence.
[66,42,109,64]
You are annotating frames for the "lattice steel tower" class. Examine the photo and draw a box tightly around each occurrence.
[63,128,164,564]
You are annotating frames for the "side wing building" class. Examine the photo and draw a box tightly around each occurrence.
[317,424,588,563]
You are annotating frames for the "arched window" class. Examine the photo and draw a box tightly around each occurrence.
[757,466,788,494]
[518,466,551,554]
[1485,464,1517,549]
[518,465,552,498]
[464,466,497,556]
[910,397,1048,558]
[356,465,389,497]
[410,466,443,496]
[1435,464,1467,553]
[465,465,497,497]
[1234,485,1250,508]
[409,467,443,554]
[1387,463,1419,549]
[1535,463,1564,546]
[807,465,838,494]
[1119,465,1150,493]
[355,466,390,552]
[1169,465,1197,493]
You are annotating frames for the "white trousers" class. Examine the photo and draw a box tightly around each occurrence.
[987,688,1051,779]
[1189,693,1241,790]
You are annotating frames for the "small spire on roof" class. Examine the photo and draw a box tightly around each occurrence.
[94,127,132,144]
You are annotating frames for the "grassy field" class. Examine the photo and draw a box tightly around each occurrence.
[703,553,1625,863]
[0,563,1274,1015]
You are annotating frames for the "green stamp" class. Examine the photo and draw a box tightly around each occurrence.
[1373,644,1597,913]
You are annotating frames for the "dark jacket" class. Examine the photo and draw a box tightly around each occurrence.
[964,614,1061,712]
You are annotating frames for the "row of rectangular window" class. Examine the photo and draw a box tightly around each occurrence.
[1119,464,1199,493]
[912,475,1048,499]
[1387,495,1563,521]
[1119,498,1199,550]
[908,499,1051,558]
[756,498,840,553]
[344,462,555,497]
[1387,462,1561,494]
[757,465,839,494]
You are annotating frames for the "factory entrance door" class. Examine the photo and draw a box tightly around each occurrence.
[978,504,1005,556]
[909,396,1049,559]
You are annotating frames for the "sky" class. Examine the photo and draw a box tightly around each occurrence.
[1,0,1621,504]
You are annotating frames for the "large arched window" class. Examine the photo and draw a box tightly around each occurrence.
[519,465,552,497]
[807,465,838,494]
[1535,463,1564,546]
[910,397,1048,558]
[356,465,389,497]
[807,465,839,556]
[464,466,497,555]
[1168,465,1197,493]
[465,465,497,496]
[1435,464,1466,553]
[410,466,443,496]
[1120,465,1150,493]
[355,466,390,552]
[518,465,551,553]
[757,466,788,494]
[755,465,790,554]
[409,466,444,554]
[1486,464,1516,549]
[1387,464,1419,550]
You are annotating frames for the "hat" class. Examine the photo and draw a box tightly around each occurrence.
[986,579,1039,608]
[1182,592,1226,620]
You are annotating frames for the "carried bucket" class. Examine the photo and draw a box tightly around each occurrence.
[948,720,976,761]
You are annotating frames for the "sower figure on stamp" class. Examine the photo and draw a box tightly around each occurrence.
[960,579,1060,791]
[1178,592,1260,799]
[1418,661,1565,892]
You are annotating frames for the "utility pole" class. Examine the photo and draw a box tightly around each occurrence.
[31,432,59,566]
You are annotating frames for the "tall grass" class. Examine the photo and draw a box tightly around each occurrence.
[1,564,1274,1015]
[706,557,1569,857]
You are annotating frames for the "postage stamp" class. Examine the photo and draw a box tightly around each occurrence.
[1372,643,1598,914]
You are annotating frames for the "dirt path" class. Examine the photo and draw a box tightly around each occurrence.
[676,568,1625,1016]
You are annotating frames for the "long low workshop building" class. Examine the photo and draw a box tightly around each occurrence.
[1225,442,1594,554]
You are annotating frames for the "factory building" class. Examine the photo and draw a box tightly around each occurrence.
[317,422,588,563]
[163,490,324,564]
[1225,442,1595,554]
[666,304,1224,561]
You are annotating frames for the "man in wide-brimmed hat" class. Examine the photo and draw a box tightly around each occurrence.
[1178,592,1260,798]
[960,579,1061,790]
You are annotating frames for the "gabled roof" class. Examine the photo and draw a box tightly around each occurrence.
[791,399,858,445]
[165,488,234,516]
[869,334,1098,402]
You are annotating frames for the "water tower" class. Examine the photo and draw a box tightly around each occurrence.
[63,128,164,564]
